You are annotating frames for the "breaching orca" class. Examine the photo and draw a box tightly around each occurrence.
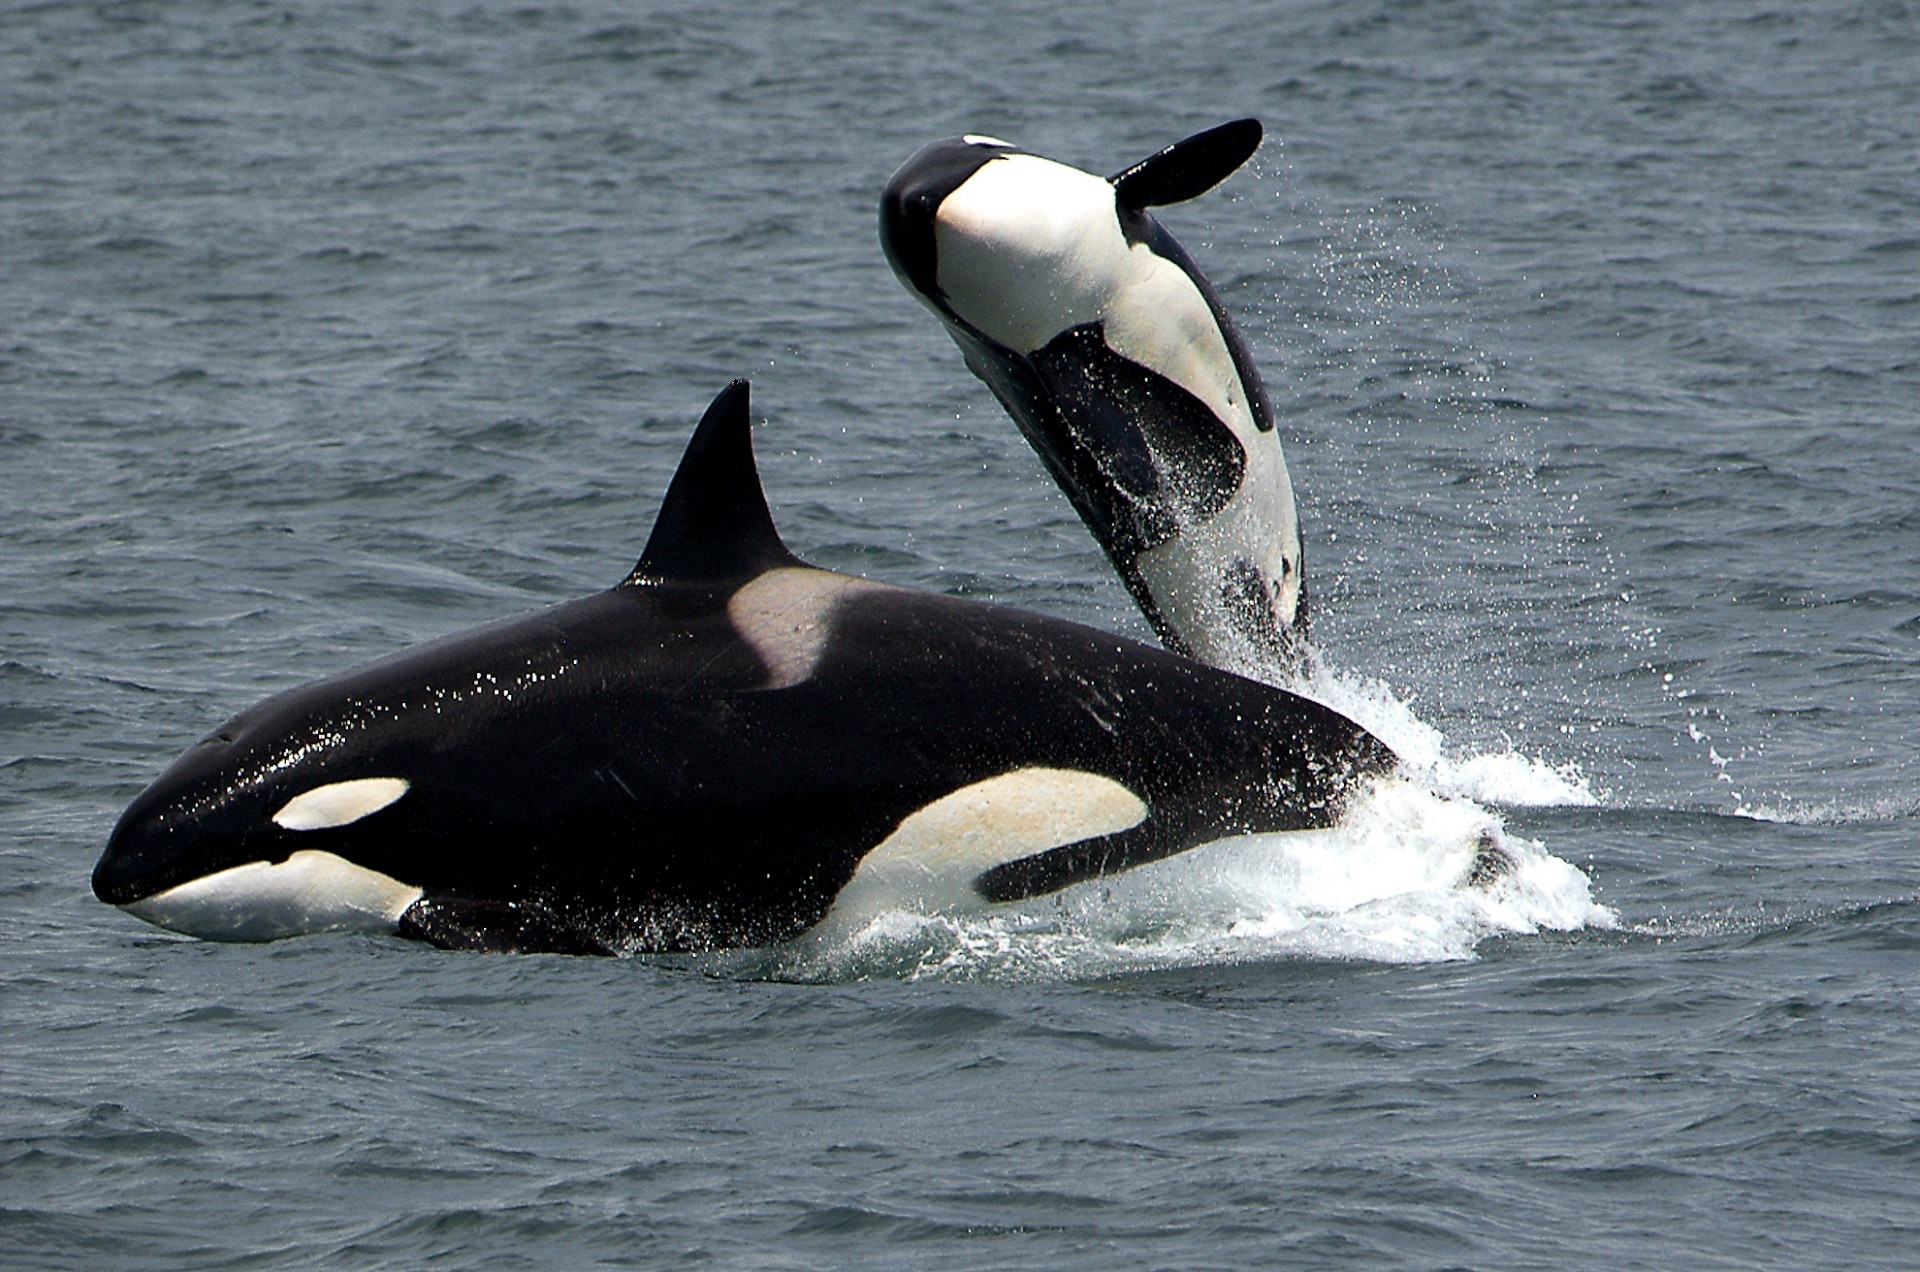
[93,382,1395,956]
[882,120,1302,671]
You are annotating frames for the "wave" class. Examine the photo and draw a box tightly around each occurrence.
[1731,796,1920,827]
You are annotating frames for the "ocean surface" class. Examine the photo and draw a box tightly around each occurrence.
[5,0,1919,1266]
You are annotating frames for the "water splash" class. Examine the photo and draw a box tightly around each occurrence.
[1298,659,1598,808]
[1185,622,1599,811]
[687,772,1612,983]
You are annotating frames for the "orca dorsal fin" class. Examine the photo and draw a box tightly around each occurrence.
[1109,118,1263,212]
[626,380,800,586]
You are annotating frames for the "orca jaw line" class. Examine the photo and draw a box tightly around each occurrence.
[121,849,424,943]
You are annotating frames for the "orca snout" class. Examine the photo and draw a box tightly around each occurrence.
[92,819,163,906]
[93,779,260,907]
[94,722,263,903]
[880,136,1008,301]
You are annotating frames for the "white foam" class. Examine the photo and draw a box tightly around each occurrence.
[698,777,1613,983]
[1733,796,1920,826]
[1285,660,1598,808]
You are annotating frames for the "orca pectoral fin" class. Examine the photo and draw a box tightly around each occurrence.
[1028,324,1247,526]
[972,822,1167,904]
[1109,118,1262,211]
[396,895,613,956]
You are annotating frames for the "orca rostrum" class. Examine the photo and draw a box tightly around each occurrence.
[93,382,1395,956]
[882,120,1304,671]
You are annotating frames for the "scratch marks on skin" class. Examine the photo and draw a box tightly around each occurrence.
[727,567,891,689]
[600,766,640,805]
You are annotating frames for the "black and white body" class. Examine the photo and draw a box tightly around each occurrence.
[93,382,1394,956]
[882,120,1303,670]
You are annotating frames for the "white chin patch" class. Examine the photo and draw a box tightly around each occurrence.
[828,767,1148,922]
[122,849,423,943]
[272,777,410,831]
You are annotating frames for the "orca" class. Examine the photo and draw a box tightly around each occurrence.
[92,381,1395,956]
[881,120,1303,671]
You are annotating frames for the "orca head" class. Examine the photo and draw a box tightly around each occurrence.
[879,120,1264,347]
[93,693,428,942]
[879,133,1022,310]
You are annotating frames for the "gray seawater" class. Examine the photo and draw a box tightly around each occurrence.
[6,0,1919,1266]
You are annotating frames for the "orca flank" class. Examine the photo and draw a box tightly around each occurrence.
[94,381,1395,956]
[881,120,1306,672]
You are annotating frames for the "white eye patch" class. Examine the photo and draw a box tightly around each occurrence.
[272,777,410,831]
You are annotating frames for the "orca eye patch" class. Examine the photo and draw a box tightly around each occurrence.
[272,777,410,831]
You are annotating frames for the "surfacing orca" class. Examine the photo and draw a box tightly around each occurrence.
[93,382,1394,956]
[882,119,1303,671]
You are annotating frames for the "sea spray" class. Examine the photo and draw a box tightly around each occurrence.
[1298,658,1599,808]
